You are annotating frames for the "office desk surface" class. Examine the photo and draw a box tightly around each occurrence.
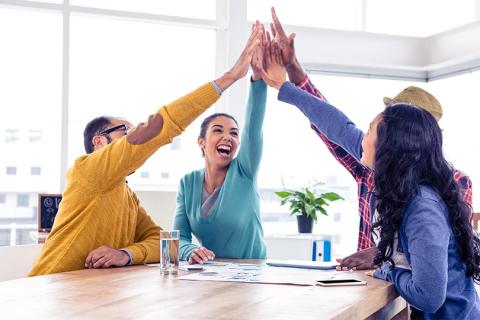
[0,260,404,319]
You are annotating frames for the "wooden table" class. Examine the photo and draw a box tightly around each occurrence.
[0,260,406,319]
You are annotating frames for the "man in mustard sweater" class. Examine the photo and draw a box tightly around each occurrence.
[29,26,262,276]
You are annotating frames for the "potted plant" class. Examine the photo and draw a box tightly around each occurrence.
[275,186,343,233]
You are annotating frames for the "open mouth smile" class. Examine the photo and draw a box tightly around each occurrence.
[216,144,232,157]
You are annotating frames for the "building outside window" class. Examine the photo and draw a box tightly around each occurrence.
[30,167,41,176]
[5,129,19,143]
[16,194,29,208]
[28,130,42,143]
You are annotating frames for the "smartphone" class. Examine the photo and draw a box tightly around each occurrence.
[179,264,205,271]
[316,279,366,286]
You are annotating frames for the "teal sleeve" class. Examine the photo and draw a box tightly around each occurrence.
[172,178,198,261]
[236,79,267,179]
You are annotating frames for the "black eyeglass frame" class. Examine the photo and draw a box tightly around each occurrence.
[99,124,129,137]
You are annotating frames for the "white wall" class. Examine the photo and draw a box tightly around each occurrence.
[136,190,178,230]
[0,244,43,281]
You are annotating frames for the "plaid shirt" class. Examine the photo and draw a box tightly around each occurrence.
[297,76,473,250]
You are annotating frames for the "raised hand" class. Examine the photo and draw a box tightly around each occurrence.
[214,25,261,92]
[258,31,286,90]
[271,7,296,67]
[251,20,266,81]
[271,7,306,84]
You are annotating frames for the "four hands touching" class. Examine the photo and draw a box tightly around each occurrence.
[216,7,301,92]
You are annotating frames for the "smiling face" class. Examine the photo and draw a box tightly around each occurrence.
[198,116,240,169]
[360,113,382,169]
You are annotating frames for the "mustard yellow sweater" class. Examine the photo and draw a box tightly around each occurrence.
[29,83,219,276]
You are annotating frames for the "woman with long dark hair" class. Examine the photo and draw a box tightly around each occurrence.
[259,46,480,319]
[366,104,480,319]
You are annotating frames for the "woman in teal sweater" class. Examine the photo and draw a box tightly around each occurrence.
[173,25,267,264]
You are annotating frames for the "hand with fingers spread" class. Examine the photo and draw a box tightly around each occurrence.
[270,7,296,67]
[335,246,378,271]
[188,246,215,265]
[258,35,286,90]
[270,7,306,84]
[251,20,266,81]
[85,245,130,269]
[215,25,261,92]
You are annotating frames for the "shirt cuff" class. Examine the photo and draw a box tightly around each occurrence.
[120,249,133,266]
[210,80,222,96]
[372,261,393,281]
[296,75,310,88]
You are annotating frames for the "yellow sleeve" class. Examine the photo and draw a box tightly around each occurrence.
[124,201,161,265]
[74,82,220,193]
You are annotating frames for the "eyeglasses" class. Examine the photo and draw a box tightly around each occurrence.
[99,124,129,137]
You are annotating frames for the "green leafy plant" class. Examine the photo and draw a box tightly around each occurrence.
[275,186,344,223]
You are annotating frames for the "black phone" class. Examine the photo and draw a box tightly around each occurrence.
[316,278,367,286]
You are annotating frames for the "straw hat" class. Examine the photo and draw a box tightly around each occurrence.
[383,86,443,121]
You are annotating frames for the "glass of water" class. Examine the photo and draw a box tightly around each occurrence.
[160,230,180,276]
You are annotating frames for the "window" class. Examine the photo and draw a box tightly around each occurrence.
[31,167,42,176]
[258,71,480,256]
[16,194,29,208]
[365,0,475,37]
[28,130,42,143]
[5,129,19,143]
[71,0,216,19]
[171,137,181,150]
[248,0,477,37]
[0,230,10,247]
[258,74,415,256]
[428,72,480,211]
[1,0,478,252]
[68,14,215,189]
[248,0,359,31]
[6,167,17,175]
[16,228,36,246]
[161,172,170,179]
[0,8,61,246]
[23,0,62,3]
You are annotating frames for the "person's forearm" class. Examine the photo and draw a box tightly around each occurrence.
[389,197,450,313]
[180,240,198,261]
[237,79,267,179]
[214,71,239,93]
[286,58,307,85]
[278,82,364,161]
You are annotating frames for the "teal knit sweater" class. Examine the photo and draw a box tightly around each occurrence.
[173,80,267,261]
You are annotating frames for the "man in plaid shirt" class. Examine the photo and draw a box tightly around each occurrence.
[270,8,473,269]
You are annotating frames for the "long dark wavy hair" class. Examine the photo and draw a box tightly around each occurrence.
[372,103,480,282]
